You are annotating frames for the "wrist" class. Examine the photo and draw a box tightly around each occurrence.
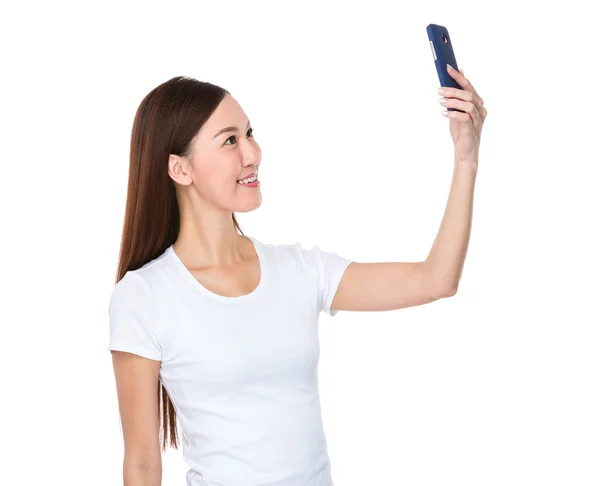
[454,155,479,172]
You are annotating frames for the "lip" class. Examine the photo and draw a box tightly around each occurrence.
[237,172,257,181]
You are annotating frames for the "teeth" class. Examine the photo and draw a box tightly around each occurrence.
[237,174,258,184]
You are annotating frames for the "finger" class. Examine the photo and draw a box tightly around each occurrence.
[442,109,471,124]
[440,99,483,128]
[447,66,484,106]
[439,87,485,118]
[460,77,484,107]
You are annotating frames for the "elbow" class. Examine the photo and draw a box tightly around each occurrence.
[446,286,458,297]
[431,279,458,298]
[438,284,458,298]
[421,262,458,299]
[123,462,162,486]
[124,454,162,475]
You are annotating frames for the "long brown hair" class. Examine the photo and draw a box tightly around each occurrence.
[114,76,243,451]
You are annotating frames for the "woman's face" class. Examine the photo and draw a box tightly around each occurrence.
[171,94,262,213]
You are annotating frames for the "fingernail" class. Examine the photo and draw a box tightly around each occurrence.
[437,87,445,94]
[447,64,456,71]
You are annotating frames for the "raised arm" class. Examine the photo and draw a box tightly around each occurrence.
[330,161,477,313]
[330,67,485,314]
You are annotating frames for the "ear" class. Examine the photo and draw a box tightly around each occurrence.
[168,155,192,186]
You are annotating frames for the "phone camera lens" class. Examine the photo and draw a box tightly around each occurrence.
[442,34,448,43]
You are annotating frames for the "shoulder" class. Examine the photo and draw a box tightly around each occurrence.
[113,246,174,299]
[258,237,335,259]
[250,237,301,262]
[109,270,153,310]
[261,239,329,278]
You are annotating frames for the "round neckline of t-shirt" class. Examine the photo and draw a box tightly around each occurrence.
[167,235,265,304]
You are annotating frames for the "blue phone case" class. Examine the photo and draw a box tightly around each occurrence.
[426,24,464,113]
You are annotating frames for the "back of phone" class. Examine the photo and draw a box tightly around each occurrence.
[426,24,461,91]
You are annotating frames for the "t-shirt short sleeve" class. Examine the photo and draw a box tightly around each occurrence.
[107,271,162,361]
[296,243,354,317]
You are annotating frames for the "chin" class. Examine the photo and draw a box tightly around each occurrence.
[234,198,262,213]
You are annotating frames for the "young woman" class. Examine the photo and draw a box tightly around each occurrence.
[108,70,485,486]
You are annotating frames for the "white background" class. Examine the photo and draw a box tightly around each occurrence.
[2,0,599,485]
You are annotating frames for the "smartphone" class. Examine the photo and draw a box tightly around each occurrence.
[426,24,464,112]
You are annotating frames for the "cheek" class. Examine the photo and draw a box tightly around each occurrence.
[192,157,240,190]
[207,169,240,192]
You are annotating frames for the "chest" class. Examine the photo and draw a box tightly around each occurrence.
[158,288,320,392]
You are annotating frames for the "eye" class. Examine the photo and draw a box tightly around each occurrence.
[224,128,254,146]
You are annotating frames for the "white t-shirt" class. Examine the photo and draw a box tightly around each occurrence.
[107,236,353,486]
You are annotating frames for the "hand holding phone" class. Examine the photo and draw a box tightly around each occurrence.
[426,24,464,113]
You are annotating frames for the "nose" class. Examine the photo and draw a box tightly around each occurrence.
[242,141,261,167]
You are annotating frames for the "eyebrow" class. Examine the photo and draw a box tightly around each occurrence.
[213,119,251,139]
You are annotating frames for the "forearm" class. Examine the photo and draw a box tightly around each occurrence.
[423,156,478,295]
